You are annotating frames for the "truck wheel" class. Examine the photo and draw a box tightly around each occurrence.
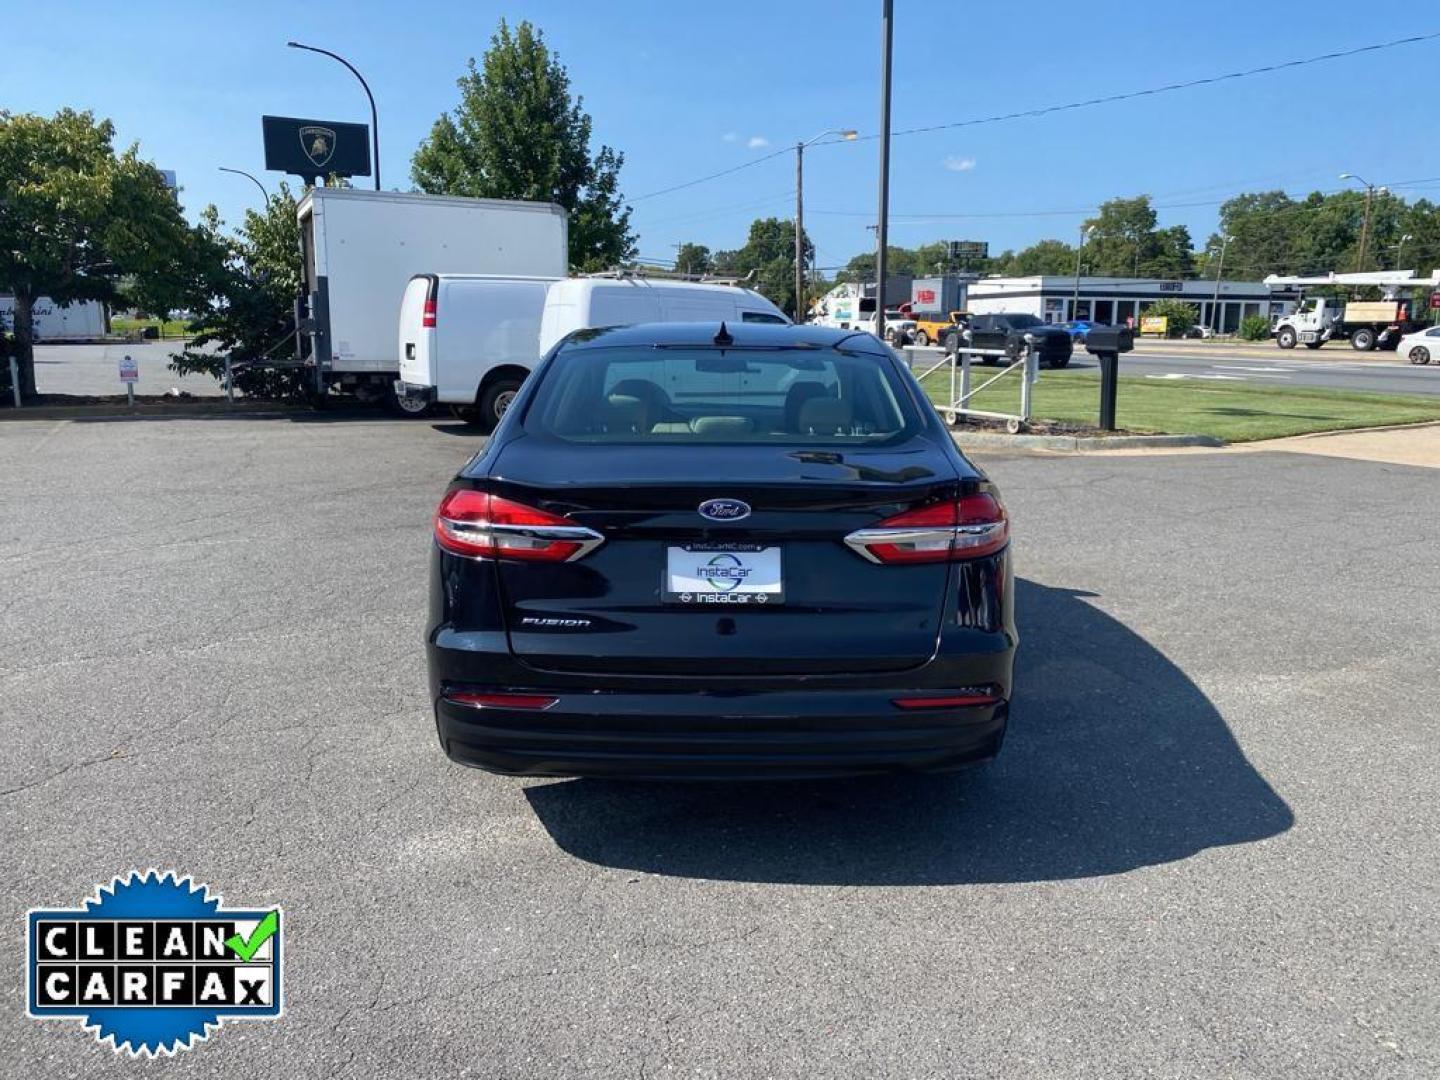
[943,332,959,355]
[1351,328,1376,351]
[1048,355,1070,369]
[384,387,432,418]
[477,378,523,433]
[1410,346,1431,365]
[1304,340,1323,350]
[914,329,931,347]
[1276,327,1297,349]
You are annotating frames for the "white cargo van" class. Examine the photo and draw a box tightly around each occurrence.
[396,274,558,427]
[396,275,790,429]
[537,278,788,354]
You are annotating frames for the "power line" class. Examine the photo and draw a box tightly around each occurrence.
[629,30,1440,204]
[632,146,792,202]
[879,30,1440,140]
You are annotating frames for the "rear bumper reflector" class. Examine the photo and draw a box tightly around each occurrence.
[892,690,1000,710]
[443,692,559,711]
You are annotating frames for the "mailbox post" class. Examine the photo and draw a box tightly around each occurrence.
[1083,325,1134,432]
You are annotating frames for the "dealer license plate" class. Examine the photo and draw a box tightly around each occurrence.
[664,543,784,605]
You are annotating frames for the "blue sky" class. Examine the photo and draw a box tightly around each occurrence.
[7,2,1436,275]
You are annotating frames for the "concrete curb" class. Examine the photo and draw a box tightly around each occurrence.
[0,402,301,422]
[951,429,1225,453]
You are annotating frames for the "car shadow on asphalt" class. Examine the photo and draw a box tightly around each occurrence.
[524,579,1294,885]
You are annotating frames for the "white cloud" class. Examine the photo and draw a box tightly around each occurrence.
[722,131,738,143]
[747,136,771,149]
[943,155,977,172]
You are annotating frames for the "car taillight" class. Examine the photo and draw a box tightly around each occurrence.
[433,490,604,562]
[844,492,1008,564]
[422,297,437,328]
[443,691,558,711]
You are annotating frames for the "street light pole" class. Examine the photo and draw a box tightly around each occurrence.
[1396,233,1414,270]
[287,41,381,190]
[1071,226,1093,319]
[874,0,894,342]
[1211,234,1231,332]
[794,129,857,323]
[218,166,271,203]
[1340,172,1385,272]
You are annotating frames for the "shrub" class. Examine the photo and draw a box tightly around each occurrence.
[1239,314,1271,341]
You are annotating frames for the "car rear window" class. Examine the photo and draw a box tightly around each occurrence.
[524,346,921,444]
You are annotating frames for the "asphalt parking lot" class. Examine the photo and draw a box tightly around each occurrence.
[2,415,1436,1078]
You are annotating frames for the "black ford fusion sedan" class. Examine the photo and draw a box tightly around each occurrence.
[426,321,1017,780]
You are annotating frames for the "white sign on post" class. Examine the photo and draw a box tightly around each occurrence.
[119,354,139,406]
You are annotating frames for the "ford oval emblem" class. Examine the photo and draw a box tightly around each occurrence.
[698,498,751,522]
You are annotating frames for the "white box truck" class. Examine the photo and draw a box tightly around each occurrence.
[296,188,567,411]
[396,273,789,429]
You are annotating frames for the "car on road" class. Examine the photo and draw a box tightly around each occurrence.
[948,312,1073,368]
[1396,325,1440,365]
[426,321,1017,779]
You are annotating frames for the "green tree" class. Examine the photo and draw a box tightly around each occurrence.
[0,109,200,401]
[712,218,812,313]
[169,184,310,398]
[1083,196,1194,279]
[673,242,713,276]
[996,238,1078,276]
[411,19,636,272]
[1205,191,1301,279]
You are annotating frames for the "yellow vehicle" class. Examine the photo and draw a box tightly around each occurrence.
[909,310,969,347]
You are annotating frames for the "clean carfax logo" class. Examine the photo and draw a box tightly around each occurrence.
[26,870,282,1057]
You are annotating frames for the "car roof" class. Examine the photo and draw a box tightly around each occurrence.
[557,321,888,353]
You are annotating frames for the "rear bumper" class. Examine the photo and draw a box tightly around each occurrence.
[433,688,1007,780]
[394,379,436,402]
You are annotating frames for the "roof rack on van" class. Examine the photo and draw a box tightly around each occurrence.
[582,266,757,287]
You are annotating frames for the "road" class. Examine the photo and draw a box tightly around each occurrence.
[907,341,1440,396]
[1,416,1436,1078]
[1108,341,1440,396]
[31,341,223,397]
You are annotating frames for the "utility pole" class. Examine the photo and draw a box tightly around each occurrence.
[874,0,894,341]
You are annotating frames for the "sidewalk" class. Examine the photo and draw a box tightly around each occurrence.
[1239,421,1440,469]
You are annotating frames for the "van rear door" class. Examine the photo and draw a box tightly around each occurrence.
[434,278,552,404]
[398,274,436,389]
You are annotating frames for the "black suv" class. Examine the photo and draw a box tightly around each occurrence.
[946,313,1073,368]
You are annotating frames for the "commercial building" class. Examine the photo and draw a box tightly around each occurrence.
[966,276,1299,332]
[0,296,108,340]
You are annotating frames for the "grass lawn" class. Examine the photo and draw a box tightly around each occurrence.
[111,316,193,338]
[918,366,1440,442]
